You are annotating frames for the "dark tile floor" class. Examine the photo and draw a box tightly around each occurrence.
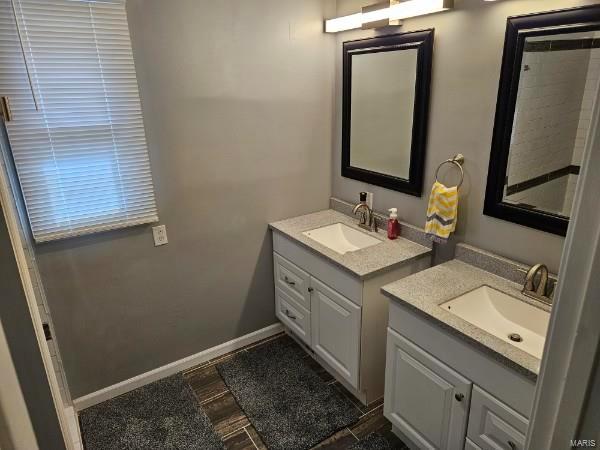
[183,333,404,449]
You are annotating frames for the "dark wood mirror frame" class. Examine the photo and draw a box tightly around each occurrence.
[484,5,600,236]
[341,29,434,197]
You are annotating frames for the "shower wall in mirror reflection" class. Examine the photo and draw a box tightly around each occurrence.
[504,32,599,218]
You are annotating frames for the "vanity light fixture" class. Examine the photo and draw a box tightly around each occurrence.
[361,1,401,30]
[325,0,454,33]
[389,0,454,20]
[325,12,363,33]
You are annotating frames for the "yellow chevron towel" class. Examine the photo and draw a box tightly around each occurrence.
[425,181,458,243]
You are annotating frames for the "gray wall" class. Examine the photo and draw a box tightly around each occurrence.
[28,0,597,398]
[0,205,65,449]
[35,0,335,397]
[333,0,600,273]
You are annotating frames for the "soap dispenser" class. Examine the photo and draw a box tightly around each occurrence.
[387,208,399,240]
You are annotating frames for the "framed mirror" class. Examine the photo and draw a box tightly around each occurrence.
[342,30,434,197]
[484,5,600,236]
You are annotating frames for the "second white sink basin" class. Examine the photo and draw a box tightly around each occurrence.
[440,286,550,359]
[302,223,381,255]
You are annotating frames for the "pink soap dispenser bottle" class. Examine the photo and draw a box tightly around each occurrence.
[387,208,399,240]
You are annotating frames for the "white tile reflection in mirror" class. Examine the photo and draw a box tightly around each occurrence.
[504,30,600,218]
[350,49,417,180]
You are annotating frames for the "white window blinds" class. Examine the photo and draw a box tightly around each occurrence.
[0,0,158,243]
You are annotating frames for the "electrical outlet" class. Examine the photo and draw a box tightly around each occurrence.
[152,225,168,246]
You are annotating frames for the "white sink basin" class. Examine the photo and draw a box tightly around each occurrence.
[440,286,550,359]
[302,223,381,255]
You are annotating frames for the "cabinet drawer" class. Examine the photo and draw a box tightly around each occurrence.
[276,288,311,346]
[468,386,528,450]
[384,328,471,450]
[274,252,311,310]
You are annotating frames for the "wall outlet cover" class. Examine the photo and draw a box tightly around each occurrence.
[152,225,168,246]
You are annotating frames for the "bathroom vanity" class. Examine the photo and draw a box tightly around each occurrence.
[381,244,551,450]
[269,204,432,404]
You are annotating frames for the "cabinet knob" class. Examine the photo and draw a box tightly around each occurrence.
[508,441,516,450]
[454,393,464,402]
[308,287,314,292]
[284,309,297,320]
[283,276,295,286]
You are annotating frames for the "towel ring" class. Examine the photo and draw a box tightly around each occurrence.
[435,154,465,189]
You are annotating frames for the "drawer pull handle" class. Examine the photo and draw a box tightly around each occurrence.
[283,276,296,286]
[454,393,464,402]
[284,309,297,320]
[308,287,314,293]
[507,441,516,450]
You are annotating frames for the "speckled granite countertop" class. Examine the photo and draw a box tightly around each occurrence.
[381,258,551,381]
[269,210,432,280]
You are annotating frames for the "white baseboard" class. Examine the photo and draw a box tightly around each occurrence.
[73,323,283,411]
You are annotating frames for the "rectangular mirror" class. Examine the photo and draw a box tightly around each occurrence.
[485,5,600,236]
[342,30,434,197]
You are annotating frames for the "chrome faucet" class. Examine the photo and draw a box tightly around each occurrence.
[353,202,377,232]
[521,263,553,305]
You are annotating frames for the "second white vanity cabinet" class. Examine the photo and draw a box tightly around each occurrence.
[271,227,431,404]
[383,298,535,450]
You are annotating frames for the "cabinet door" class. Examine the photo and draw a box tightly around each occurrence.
[310,277,361,388]
[384,328,472,449]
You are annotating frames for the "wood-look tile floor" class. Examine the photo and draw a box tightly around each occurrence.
[183,333,404,449]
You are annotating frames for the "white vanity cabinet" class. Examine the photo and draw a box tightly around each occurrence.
[274,256,361,386]
[384,299,535,450]
[272,230,431,404]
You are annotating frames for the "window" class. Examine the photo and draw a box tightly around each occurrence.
[0,0,158,242]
